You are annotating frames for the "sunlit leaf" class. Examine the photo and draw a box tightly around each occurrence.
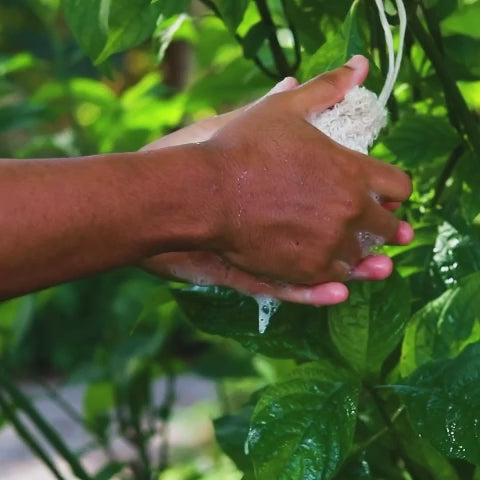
[384,114,460,168]
[401,272,480,376]
[397,341,480,465]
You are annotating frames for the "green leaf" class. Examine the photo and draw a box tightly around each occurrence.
[93,462,124,480]
[458,151,480,224]
[96,0,164,64]
[0,53,36,76]
[217,0,249,32]
[281,0,326,54]
[398,341,480,465]
[394,413,460,480]
[401,272,480,377]
[0,296,35,356]
[156,14,188,62]
[247,361,360,480]
[83,382,114,428]
[214,405,254,473]
[423,0,458,20]
[384,114,460,168]
[64,0,163,64]
[328,272,411,377]
[443,2,480,39]
[172,286,333,361]
[300,33,345,82]
[444,35,480,80]
[64,0,108,61]
[344,0,368,59]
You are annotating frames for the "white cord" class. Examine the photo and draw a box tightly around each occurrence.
[374,0,396,106]
[374,0,407,107]
[393,0,407,89]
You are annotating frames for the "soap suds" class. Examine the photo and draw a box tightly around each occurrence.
[253,295,281,334]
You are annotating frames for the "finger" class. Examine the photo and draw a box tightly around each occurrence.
[360,198,400,243]
[381,201,401,211]
[291,55,369,116]
[219,264,349,306]
[268,76,299,95]
[272,282,349,306]
[350,255,393,280]
[364,158,413,202]
[393,221,414,245]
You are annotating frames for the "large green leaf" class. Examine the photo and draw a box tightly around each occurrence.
[64,0,163,64]
[328,272,411,377]
[423,0,458,20]
[216,0,250,32]
[300,33,345,82]
[384,114,460,168]
[398,341,480,465]
[247,361,360,480]
[443,2,480,39]
[172,286,333,361]
[444,35,480,80]
[401,272,480,377]
[343,0,368,60]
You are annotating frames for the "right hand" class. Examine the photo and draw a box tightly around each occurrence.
[203,55,412,285]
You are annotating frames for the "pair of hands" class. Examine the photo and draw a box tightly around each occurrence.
[140,56,413,306]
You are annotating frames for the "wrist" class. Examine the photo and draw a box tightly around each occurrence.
[140,142,224,254]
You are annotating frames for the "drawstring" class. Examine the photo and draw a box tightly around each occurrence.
[375,0,407,107]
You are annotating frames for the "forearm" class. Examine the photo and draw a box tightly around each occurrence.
[0,144,218,299]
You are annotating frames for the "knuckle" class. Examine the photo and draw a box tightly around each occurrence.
[319,73,346,100]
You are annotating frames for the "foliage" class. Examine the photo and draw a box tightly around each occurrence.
[1,0,480,479]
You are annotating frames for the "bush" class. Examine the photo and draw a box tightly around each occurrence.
[1,1,480,479]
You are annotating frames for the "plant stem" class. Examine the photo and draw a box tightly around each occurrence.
[407,5,480,160]
[351,405,405,456]
[367,386,432,480]
[280,0,301,73]
[254,0,293,77]
[0,370,91,480]
[199,0,279,79]
[37,379,87,430]
[0,391,66,480]
[432,145,465,206]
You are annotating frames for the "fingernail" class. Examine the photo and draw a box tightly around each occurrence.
[345,55,365,70]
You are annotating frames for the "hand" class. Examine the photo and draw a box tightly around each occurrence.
[140,60,413,304]
[142,77,351,305]
[201,55,413,286]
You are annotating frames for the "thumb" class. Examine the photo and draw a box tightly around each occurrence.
[291,55,370,116]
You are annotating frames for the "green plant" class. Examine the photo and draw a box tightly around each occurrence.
[2,0,480,479]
